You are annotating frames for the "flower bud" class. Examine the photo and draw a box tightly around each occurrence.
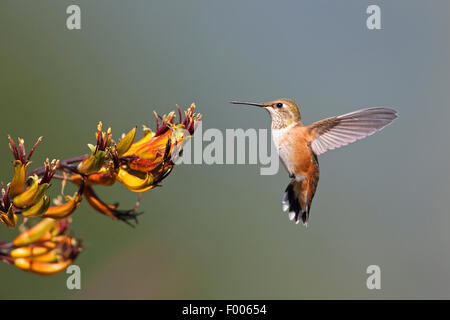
[41,192,82,219]
[10,245,50,258]
[116,126,137,156]
[12,175,49,208]
[0,206,18,228]
[14,258,72,275]
[13,218,56,246]
[21,195,51,217]
[9,160,28,198]
[77,151,106,175]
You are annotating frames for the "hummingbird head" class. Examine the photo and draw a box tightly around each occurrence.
[230,98,301,129]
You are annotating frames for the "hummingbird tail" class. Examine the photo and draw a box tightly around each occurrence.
[282,179,314,227]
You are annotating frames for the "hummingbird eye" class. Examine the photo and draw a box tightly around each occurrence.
[276,103,283,108]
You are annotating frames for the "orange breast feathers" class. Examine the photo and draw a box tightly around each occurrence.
[277,126,317,177]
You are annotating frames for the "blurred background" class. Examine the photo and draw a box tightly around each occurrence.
[0,0,449,299]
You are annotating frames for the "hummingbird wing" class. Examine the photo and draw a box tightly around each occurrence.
[307,107,398,156]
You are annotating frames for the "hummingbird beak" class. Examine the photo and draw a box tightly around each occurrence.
[229,101,265,108]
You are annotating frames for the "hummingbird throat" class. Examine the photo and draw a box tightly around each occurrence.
[269,112,298,129]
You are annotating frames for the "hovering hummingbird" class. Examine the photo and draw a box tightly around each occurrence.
[230,99,398,227]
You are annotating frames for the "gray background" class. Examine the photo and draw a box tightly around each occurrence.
[0,0,449,299]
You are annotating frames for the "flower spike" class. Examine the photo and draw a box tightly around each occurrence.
[0,103,201,276]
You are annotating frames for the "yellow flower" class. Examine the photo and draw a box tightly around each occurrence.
[12,159,57,209]
[8,136,42,198]
[0,218,82,275]
[116,126,137,156]
[41,189,83,219]
[77,122,111,175]
[0,183,17,228]
[118,103,201,192]
[0,103,202,276]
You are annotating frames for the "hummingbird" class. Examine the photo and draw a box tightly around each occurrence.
[230,99,398,227]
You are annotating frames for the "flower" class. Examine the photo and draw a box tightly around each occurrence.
[0,103,201,276]
[0,218,81,275]
[13,159,57,209]
[117,103,201,192]
[40,188,83,219]
[0,104,201,227]
[77,122,112,175]
[0,183,17,228]
[65,103,201,223]
[8,136,42,198]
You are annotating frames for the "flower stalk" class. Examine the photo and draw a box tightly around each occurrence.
[0,103,201,275]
